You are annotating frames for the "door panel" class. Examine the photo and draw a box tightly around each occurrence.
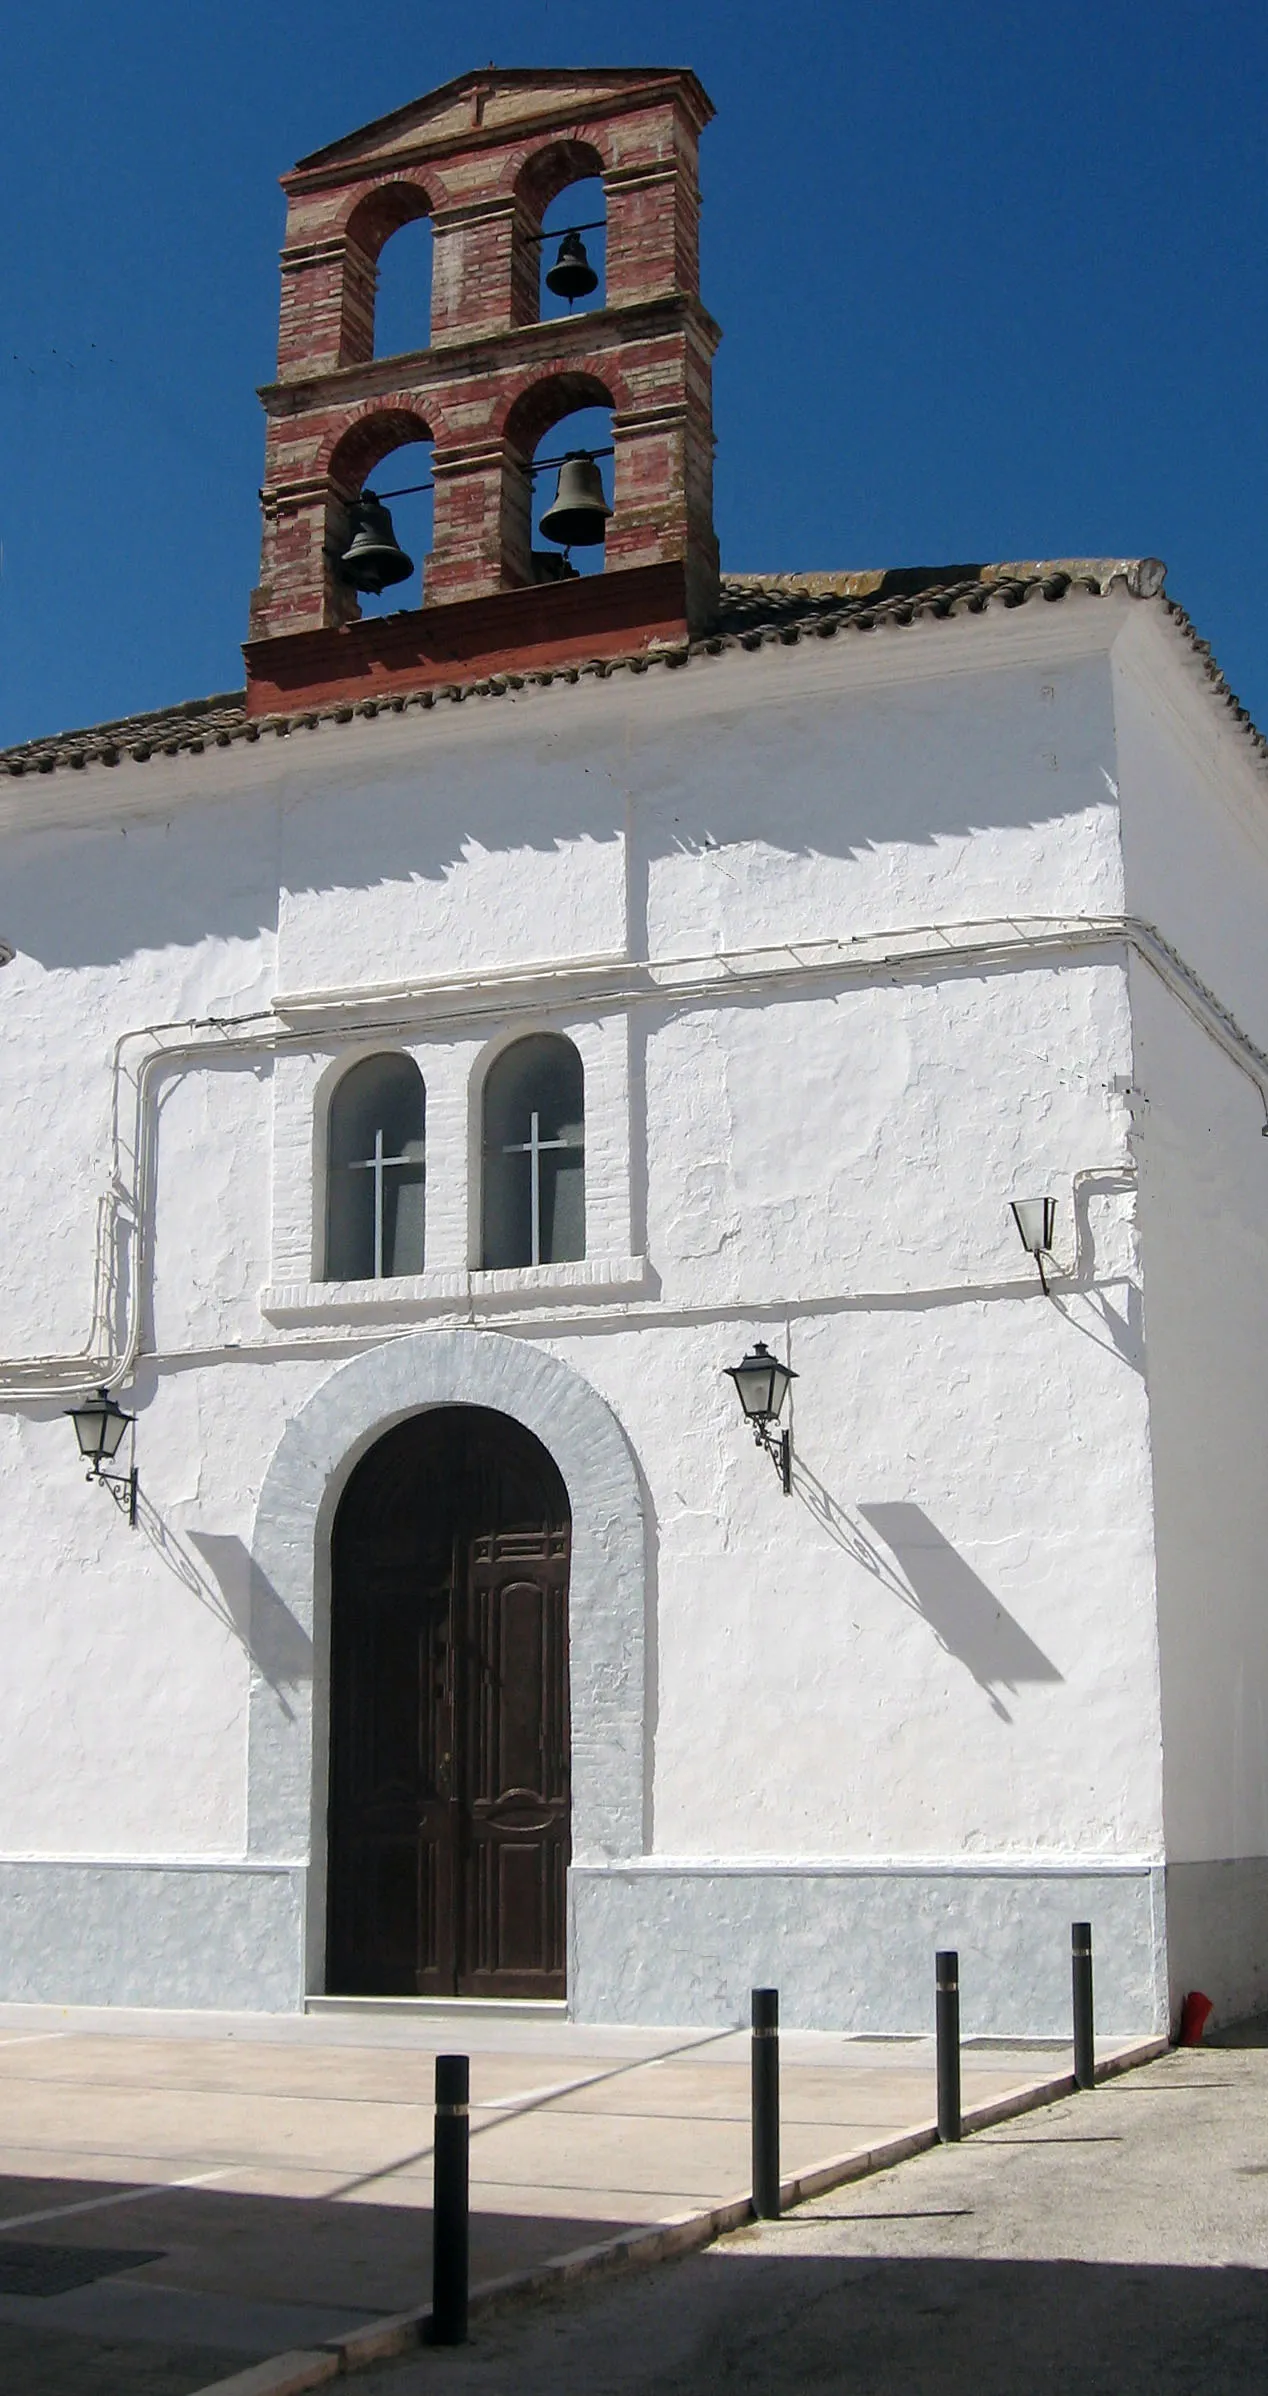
[327,1568,455,1996]
[327,1407,570,1998]
[460,1539,570,1997]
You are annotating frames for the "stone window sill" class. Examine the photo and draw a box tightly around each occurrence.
[261,1255,651,1324]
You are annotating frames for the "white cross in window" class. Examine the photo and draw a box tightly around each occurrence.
[501,1109,578,1267]
[349,1126,422,1278]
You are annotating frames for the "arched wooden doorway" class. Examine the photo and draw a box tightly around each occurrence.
[326,1405,571,1997]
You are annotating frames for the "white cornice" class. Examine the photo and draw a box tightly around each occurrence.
[0,587,1131,842]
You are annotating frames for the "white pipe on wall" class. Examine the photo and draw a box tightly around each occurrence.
[0,912,1263,1402]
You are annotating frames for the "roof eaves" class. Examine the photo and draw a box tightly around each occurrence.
[5,559,1263,783]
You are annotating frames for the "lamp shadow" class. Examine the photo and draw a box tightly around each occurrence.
[189,1532,314,1710]
[793,1468,1063,1722]
[1050,1168,1145,1373]
[130,1499,312,1721]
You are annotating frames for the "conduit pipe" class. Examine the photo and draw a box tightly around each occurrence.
[0,912,1264,1404]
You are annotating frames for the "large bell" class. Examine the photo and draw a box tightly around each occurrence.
[337,493,414,595]
[538,451,613,550]
[544,229,599,304]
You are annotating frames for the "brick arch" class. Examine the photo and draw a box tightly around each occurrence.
[515,137,607,219]
[343,178,434,262]
[323,403,437,494]
[500,370,620,461]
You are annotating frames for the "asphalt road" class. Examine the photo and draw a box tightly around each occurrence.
[362,2029,1268,2396]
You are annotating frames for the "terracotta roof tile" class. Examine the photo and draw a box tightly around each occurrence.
[2,558,1259,782]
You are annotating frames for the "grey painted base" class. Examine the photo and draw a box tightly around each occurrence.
[10,1855,1263,2035]
[1164,1857,1268,2025]
[570,1863,1169,2037]
[0,1862,305,2011]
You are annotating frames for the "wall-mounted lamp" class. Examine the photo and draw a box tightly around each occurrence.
[1011,1197,1057,1294]
[725,1341,797,1496]
[66,1388,138,1526]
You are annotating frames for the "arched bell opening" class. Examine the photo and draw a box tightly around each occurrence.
[537,176,606,323]
[342,185,433,365]
[372,217,433,359]
[512,140,605,328]
[325,410,434,623]
[502,375,615,588]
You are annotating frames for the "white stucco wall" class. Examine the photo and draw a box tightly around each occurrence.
[0,595,1189,2025]
[1115,616,1268,2020]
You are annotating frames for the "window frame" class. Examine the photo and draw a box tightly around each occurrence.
[480,1031,586,1272]
[323,1050,426,1284]
[262,1012,643,1324]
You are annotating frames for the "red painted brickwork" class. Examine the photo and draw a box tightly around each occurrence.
[246,68,720,706]
[242,561,691,716]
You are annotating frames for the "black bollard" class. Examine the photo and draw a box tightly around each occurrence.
[936,1950,961,2143]
[1072,1921,1095,2091]
[431,2053,469,2345]
[751,1987,780,2218]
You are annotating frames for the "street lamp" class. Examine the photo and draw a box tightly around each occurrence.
[1010,1197,1057,1295]
[66,1387,139,1526]
[725,1341,797,1496]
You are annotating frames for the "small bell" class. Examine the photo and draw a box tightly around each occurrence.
[337,493,414,595]
[538,452,613,550]
[544,229,599,305]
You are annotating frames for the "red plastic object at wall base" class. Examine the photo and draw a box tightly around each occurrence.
[1178,1990,1214,2045]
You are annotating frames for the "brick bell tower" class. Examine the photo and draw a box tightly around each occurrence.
[243,67,719,715]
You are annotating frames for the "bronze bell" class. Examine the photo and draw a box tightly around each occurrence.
[539,452,613,549]
[544,229,599,304]
[338,493,414,595]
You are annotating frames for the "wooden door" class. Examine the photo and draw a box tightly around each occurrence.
[326,1406,570,1998]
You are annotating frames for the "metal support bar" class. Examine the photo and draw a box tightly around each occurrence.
[375,445,615,503]
[371,479,435,501]
[936,1951,961,2142]
[529,444,615,475]
[525,219,607,244]
[431,2053,469,2345]
[751,1987,780,2218]
[1072,1922,1095,2090]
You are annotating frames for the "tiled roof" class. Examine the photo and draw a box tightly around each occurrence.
[2,558,1261,781]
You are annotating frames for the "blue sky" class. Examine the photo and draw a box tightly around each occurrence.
[1,2,1264,743]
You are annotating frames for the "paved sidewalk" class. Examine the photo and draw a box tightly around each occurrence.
[354,2026,1268,2396]
[0,1999,1126,2394]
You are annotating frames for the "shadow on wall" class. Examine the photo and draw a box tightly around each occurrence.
[794,1468,1063,1722]
[131,1504,313,1720]
[9,667,1113,973]
[189,1532,314,1703]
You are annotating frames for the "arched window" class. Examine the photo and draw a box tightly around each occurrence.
[326,1055,425,1281]
[482,1035,584,1269]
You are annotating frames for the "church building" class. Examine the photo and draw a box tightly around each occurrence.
[2,67,1268,2037]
